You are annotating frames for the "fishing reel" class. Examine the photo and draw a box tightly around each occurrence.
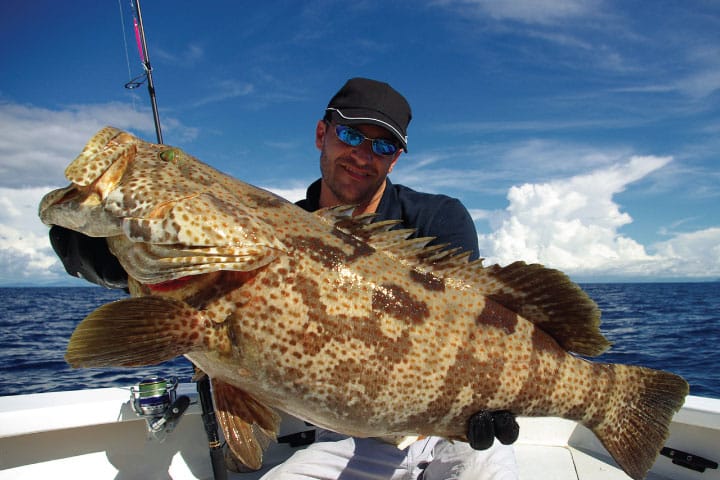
[130,376,190,441]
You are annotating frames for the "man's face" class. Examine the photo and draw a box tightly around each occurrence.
[315,120,401,209]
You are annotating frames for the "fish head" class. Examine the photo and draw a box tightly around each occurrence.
[40,127,287,286]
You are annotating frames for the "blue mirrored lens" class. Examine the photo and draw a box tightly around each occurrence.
[334,125,398,156]
[371,139,398,156]
[335,125,364,147]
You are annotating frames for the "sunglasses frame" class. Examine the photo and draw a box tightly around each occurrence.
[330,123,400,157]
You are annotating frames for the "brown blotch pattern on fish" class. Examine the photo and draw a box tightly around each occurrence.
[403,344,505,434]
[292,236,346,270]
[290,234,374,270]
[373,283,430,325]
[501,324,564,415]
[581,362,616,428]
[331,229,376,261]
[410,269,445,292]
[476,299,518,335]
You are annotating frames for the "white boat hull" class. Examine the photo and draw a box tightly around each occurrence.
[1,385,718,479]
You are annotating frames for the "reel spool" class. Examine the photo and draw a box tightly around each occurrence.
[130,376,190,440]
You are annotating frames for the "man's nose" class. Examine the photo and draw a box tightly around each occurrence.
[350,140,375,163]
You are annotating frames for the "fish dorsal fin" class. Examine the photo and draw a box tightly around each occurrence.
[314,205,357,224]
[448,261,609,356]
[212,379,281,471]
[321,209,609,357]
[318,206,434,261]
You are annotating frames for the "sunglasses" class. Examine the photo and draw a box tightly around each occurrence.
[332,124,400,157]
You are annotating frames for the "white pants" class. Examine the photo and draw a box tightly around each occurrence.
[260,430,518,480]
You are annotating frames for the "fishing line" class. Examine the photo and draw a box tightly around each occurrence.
[125,0,149,89]
[117,0,141,108]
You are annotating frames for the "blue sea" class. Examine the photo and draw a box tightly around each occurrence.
[0,284,718,398]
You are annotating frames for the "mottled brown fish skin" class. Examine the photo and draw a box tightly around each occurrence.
[185,250,607,440]
[44,128,688,480]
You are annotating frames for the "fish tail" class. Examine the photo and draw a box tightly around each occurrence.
[589,364,688,480]
[66,296,207,368]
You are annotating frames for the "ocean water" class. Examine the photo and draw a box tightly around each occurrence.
[0,284,718,398]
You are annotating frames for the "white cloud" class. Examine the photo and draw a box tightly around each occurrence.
[675,68,720,100]
[477,155,720,279]
[393,139,635,195]
[265,186,306,204]
[434,0,602,25]
[652,228,720,278]
[0,186,65,285]
[190,79,255,108]
[153,42,205,66]
[0,102,151,188]
[479,157,670,274]
[0,101,196,188]
[0,100,200,285]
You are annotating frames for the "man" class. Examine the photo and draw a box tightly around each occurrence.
[49,78,519,479]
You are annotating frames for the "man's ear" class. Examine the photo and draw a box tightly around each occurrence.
[315,120,327,150]
[387,151,401,173]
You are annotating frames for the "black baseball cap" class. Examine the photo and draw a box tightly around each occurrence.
[326,78,412,152]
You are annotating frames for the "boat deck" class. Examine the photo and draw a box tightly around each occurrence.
[1,385,718,479]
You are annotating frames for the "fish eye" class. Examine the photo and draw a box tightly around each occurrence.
[160,149,176,162]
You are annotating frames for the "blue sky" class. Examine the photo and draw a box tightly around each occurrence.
[1,0,719,285]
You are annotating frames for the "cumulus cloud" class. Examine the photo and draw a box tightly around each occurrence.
[478,156,667,269]
[477,155,720,279]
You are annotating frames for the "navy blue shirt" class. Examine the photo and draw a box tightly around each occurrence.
[296,178,479,261]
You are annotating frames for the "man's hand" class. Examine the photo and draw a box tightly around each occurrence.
[49,225,128,290]
[467,410,519,450]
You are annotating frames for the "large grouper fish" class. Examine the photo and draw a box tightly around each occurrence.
[39,127,688,479]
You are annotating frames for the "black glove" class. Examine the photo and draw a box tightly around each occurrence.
[467,410,519,450]
[49,225,128,290]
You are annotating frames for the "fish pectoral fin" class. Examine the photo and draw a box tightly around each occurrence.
[212,379,281,471]
[65,296,206,368]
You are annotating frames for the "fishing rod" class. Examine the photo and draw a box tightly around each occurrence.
[126,0,163,144]
[123,2,225,478]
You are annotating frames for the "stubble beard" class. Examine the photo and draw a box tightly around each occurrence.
[320,152,382,207]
